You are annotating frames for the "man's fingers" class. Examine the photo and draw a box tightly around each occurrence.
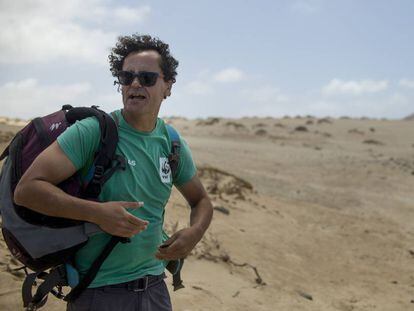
[159,234,178,249]
[120,201,144,209]
[121,201,148,233]
[155,246,182,260]
[155,237,185,260]
[158,238,180,255]
[155,249,173,260]
[99,201,148,237]
[117,201,148,226]
[127,213,149,227]
[118,222,147,237]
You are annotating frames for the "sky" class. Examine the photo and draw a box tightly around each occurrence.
[0,0,413,120]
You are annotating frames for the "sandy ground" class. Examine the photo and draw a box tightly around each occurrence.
[0,115,413,310]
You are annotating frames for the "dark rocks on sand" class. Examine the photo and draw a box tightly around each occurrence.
[294,126,308,132]
[297,290,313,301]
[363,139,384,146]
[348,128,365,135]
[213,206,230,215]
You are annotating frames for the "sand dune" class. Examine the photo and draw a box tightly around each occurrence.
[1,115,414,310]
[403,113,414,121]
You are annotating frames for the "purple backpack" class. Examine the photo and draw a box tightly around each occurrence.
[0,105,126,309]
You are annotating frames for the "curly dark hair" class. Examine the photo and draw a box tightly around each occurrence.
[108,34,179,83]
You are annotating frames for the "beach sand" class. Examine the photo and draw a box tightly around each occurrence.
[1,115,413,310]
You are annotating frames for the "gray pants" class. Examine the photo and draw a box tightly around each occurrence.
[67,274,172,311]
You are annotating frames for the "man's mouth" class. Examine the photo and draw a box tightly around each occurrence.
[128,94,147,100]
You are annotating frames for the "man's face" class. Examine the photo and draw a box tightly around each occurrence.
[120,50,172,118]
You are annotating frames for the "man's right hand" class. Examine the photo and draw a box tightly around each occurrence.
[93,201,148,238]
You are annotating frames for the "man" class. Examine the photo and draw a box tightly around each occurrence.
[14,34,213,311]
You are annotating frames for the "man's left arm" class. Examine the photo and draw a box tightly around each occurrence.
[155,174,213,260]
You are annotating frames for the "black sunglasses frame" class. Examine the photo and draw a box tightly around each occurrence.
[116,71,161,87]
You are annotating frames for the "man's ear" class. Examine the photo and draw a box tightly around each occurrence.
[164,81,173,99]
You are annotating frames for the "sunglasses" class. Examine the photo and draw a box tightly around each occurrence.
[116,71,162,87]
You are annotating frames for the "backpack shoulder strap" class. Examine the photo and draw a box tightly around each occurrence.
[165,123,181,179]
[68,107,125,198]
[110,111,120,127]
[0,145,8,161]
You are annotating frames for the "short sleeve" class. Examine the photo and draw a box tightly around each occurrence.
[173,137,197,186]
[57,117,100,171]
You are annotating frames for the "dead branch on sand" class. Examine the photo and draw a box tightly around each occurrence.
[198,252,266,286]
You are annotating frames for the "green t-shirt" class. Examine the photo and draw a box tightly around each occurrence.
[57,109,196,287]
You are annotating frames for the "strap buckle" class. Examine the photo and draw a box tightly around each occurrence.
[129,276,149,292]
[93,165,104,180]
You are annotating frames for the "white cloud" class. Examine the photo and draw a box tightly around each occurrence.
[241,86,289,103]
[388,93,408,105]
[307,92,412,119]
[399,79,414,89]
[183,81,213,95]
[0,1,151,65]
[322,79,389,96]
[180,67,245,97]
[232,86,291,117]
[290,0,319,14]
[0,79,91,119]
[114,6,151,23]
[213,68,245,83]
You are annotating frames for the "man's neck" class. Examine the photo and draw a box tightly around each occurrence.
[122,110,157,132]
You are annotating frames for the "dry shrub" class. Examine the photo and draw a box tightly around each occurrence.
[225,121,246,129]
[196,117,221,126]
[255,129,268,136]
[252,123,267,128]
[198,166,253,200]
[348,128,365,135]
[317,118,333,124]
[0,131,15,143]
[294,126,308,132]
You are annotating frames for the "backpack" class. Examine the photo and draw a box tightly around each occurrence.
[0,105,184,310]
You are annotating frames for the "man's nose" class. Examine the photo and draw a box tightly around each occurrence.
[131,77,141,87]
